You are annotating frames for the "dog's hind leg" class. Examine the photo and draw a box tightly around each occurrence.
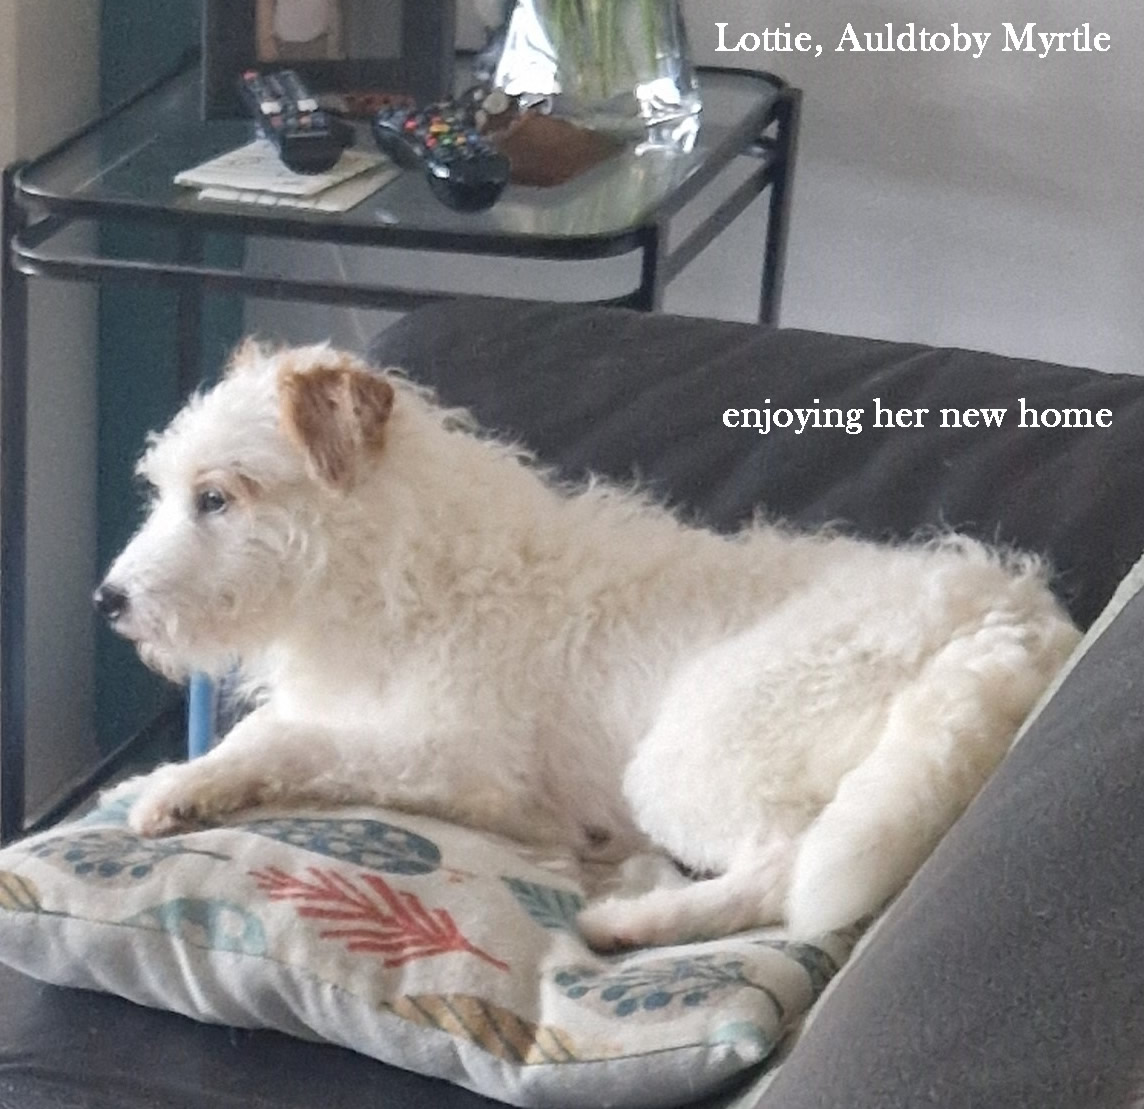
[577,834,795,951]
[784,620,1070,938]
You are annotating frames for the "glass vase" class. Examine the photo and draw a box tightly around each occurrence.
[493,0,702,138]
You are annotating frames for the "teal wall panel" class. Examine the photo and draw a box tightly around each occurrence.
[96,1,244,751]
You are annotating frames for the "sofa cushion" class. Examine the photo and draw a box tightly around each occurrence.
[371,300,1144,628]
[0,790,850,1109]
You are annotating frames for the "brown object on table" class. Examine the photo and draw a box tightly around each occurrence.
[487,112,624,187]
[330,91,416,118]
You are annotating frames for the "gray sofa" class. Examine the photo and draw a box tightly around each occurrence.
[3,299,1144,1108]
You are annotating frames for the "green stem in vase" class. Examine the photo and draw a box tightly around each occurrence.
[540,0,662,101]
[640,0,660,74]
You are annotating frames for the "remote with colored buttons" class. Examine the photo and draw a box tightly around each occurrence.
[240,69,354,175]
[372,98,510,212]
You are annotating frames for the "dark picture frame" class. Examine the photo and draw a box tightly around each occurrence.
[202,0,457,118]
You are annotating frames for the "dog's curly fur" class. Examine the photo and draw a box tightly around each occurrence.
[99,342,1081,948]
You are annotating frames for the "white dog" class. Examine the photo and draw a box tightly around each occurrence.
[96,341,1080,949]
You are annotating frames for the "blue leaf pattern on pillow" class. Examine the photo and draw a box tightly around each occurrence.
[501,877,584,930]
[750,938,840,995]
[708,1019,774,1060]
[74,794,135,828]
[553,953,784,1019]
[124,897,268,955]
[240,817,441,875]
[24,830,230,882]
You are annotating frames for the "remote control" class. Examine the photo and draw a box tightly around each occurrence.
[372,99,510,212]
[240,69,354,175]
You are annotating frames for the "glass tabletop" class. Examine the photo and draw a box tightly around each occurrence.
[16,61,784,258]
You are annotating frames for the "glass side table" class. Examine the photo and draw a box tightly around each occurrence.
[0,53,800,842]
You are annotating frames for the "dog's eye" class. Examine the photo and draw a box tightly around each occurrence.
[195,487,229,517]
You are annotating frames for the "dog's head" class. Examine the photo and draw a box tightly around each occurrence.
[94,341,397,679]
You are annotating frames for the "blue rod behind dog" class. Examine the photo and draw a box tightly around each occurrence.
[187,673,217,759]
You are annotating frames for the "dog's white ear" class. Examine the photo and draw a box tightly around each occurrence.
[225,337,268,377]
[279,365,396,489]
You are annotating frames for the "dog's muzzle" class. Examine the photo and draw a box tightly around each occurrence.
[93,582,129,624]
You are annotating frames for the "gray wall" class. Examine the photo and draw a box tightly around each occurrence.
[0,0,102,818]
[249,0,1142,375]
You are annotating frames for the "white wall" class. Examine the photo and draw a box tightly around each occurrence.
[248,0,1142,374]
[0,6,15,158]
[0,0,101,818]
[690,0,1143,372]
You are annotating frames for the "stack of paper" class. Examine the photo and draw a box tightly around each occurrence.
[174,139,400,212]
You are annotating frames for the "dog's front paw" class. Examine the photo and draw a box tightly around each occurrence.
[576,899,647,954]
[127,766,224,837]
[129,793,206,838]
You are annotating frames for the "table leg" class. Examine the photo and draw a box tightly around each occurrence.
[759,87,802,326]
[632,222,666,313]
[1,165,29,844]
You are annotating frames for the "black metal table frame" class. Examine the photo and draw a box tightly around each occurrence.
[0,58,801,844]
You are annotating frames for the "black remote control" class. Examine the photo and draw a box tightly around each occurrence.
[372,100,510,212]
[240,69,354,175]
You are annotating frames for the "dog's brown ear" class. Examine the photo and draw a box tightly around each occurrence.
[279,366,395,489]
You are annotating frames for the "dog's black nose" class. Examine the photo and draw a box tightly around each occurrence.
[94,584,129,622]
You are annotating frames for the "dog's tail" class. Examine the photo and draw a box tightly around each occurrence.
[784,616,1075,938]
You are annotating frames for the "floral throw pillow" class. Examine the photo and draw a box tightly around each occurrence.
[0,792,852,1108]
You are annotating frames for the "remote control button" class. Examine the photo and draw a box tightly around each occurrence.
[241,68,353,174]
[372,93,510,210]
